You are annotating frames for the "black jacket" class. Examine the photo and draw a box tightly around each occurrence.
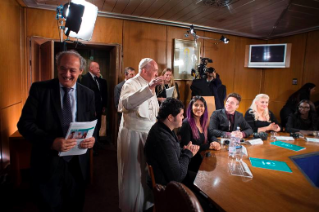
[17,79,96,181]
[144,121,193,186]
[114,80,125,110]
[190,75,226,110]
[80,72,107,115]
[209,109,253,138]
[244,109,280,132]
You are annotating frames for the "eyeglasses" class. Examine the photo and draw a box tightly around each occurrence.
[299,106,310,110]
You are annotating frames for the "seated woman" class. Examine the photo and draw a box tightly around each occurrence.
[179,96,220,172]
[286,100,318,134]
[280,83,316,128]
[155,68,180,105]
[245,94,281,132]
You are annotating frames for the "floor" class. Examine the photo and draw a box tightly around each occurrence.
[0,138,121,212]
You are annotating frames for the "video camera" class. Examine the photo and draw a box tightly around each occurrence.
[191,57,213,79]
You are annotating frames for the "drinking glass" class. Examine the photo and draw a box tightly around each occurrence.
[270,132,277,141]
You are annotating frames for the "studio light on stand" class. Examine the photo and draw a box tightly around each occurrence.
[56,0,98,48]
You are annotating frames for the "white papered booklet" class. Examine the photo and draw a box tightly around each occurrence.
[59,120,97,157]
[166,86,175,98]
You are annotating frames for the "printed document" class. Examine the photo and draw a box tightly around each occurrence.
[166,86,175,98]
[59,120,97,157]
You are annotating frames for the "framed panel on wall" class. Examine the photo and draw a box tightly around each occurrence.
[173,39,201,80]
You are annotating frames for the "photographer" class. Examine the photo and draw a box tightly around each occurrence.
[190,63,226,110]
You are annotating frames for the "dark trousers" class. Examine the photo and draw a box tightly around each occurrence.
[32,157,86,212]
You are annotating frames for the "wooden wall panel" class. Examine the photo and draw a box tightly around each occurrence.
[234,37,264,114]
[265,34,308,119]
[26,9,60,39]
[90,18,123,44]
[0,0,24,170]
[123,21,167,72]
[0,0,22,108]
[203,32,237,94]
[1,103,22,168]
[303,30,319,101]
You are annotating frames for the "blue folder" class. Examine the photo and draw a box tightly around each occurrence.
[271,141,305,151]
[249,157,292,173]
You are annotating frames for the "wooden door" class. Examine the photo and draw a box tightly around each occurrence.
[39,40,54,81]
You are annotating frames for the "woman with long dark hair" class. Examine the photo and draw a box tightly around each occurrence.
[280,83,316,128]
[286,100,318,133]
[179,96,220,172]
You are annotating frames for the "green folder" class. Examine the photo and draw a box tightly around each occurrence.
[249,157,292,173]
[271,141,305,152]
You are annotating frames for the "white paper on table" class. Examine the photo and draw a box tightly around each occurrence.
[275,136,294,141]
[59,120,97,157]
[306,137,319,143]
[165,86,175,98]
[247,138,263,145]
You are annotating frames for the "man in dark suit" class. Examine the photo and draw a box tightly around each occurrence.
[190,67,226,110]
[114,67,135,110]
[208,93,253,139]
[17,50,96,211]
[114,67,135,125]
[80,62,107,145]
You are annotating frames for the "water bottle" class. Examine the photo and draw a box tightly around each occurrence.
[228,137,236,158]
[234,126,241,146]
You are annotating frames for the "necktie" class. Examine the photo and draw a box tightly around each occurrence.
[62,87,73,162]
[94,76,100,90]
[62,87,72,136]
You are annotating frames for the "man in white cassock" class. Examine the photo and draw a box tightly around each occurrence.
[117,58,163,212]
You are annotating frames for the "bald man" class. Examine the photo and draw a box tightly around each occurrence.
[80,62,107,148]
[117,58,163,212]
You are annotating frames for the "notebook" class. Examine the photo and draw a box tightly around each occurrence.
[271,141,305,151]
[249,157,292,173]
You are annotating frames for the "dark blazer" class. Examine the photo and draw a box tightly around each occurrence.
[208,109,253,138]
[190,76,226,110]
[114,80,125,110]
[17,79,95,181]
[80,72,107,115]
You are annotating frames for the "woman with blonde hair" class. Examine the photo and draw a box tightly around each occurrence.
[156,68,180,104]
[245,94,281,132]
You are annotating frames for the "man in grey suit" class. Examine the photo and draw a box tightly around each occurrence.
[208,93,253,139]
[18,50,96,211]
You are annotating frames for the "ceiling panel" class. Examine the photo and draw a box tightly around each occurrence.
[23,0,319,39]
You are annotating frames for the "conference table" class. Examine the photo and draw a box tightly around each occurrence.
[194,133,319,212]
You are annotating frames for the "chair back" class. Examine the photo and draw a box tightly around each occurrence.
[147,165,203,212]
[164,181,204,212]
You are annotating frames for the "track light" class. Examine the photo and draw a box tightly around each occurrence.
[184,25,230,45]
[220,35,230,44]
